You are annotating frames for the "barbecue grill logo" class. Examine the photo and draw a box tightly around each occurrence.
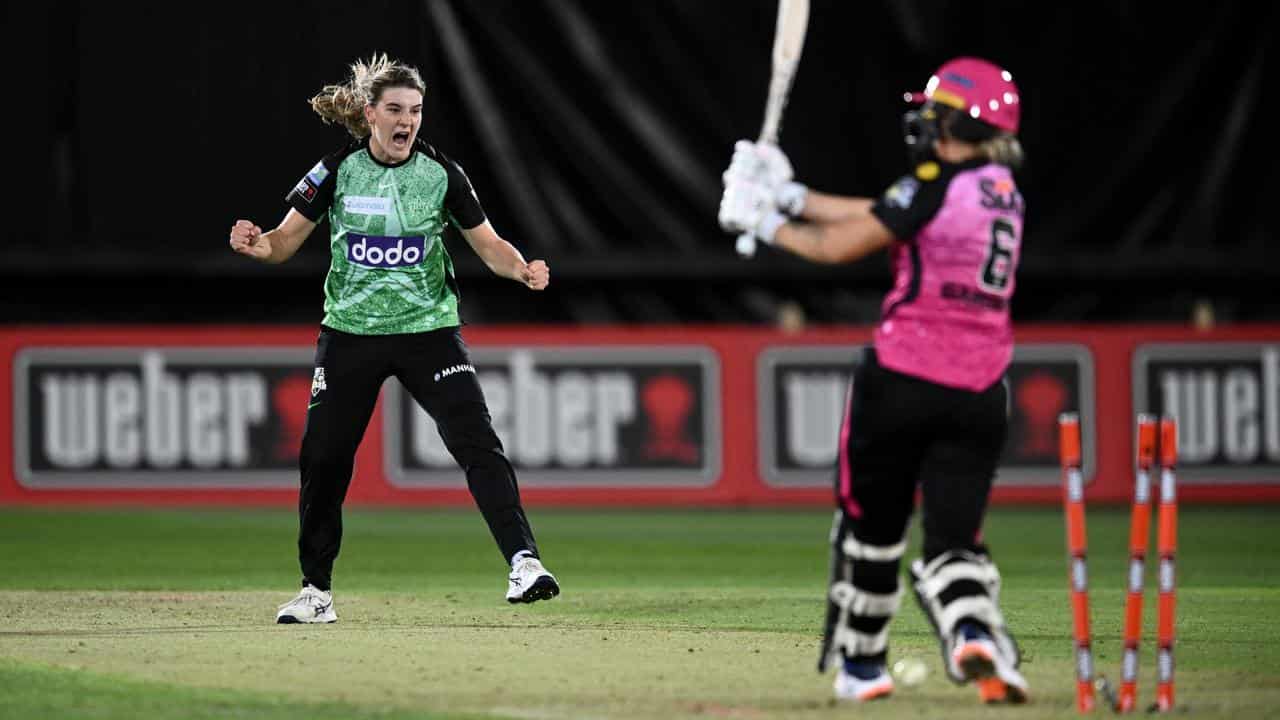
[385,347,720,487]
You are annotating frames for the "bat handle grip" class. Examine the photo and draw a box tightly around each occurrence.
[736,232,757,258]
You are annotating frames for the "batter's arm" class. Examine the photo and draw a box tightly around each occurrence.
[795,191,876,224]
[772,213,894,265]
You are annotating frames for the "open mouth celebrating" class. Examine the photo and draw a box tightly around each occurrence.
[391,130,411,149]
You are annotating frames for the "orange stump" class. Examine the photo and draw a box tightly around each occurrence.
[1155,416,1178,712]
[1059,413,1094,713]
[1118,415,1157,712]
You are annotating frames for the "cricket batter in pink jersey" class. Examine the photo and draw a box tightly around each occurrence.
[720,57,1030,705]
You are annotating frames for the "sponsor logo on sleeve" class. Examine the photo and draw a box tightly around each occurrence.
[305,162,329,187]
[295,179,318,202]
[914,161,940,181]
[884,177,920,208]
[293,162,329,203]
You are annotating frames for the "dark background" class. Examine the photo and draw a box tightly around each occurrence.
[5,0,1277,326]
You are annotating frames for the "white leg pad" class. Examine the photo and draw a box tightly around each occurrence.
[910,550,1021,684]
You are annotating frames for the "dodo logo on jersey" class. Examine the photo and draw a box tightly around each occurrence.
[13,346,316,488]
[346,234,426,269]
[384,347,721,488]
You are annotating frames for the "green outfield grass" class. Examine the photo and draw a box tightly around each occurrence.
[0,506,1277,719]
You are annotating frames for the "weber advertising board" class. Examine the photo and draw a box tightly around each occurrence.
[1134,343,1280,483]
[384,346,721,487]
[758,344,1095,487]
[15,347,314,488]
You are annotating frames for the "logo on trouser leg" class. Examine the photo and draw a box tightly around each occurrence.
[434,364,475,382]
[311,367,327,396]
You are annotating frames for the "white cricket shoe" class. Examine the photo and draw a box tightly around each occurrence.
[506,557,560,604]
[276,584,337,624]
[834,665,894,702]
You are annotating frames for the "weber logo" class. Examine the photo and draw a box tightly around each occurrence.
[1134,343,1280,482]
[757,344,1095,487]
[384,347,720,487]
[15,347,315,488]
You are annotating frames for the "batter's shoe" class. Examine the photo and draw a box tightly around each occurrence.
[834,660,894,702]
[952,623,998,681]
[954,623,1029,703]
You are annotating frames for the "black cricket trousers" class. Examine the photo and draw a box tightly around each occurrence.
[297,325,538,591]
[830,347,1007,661]
[836,347,1008,561]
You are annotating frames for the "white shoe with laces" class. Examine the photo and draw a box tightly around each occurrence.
[276,584,337,624]
[506,557,560,604]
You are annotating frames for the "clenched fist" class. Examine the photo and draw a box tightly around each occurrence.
[229,220,271,261]
[519,260,550,290]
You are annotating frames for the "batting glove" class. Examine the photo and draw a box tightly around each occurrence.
[776,180,808,216]
[725,141,807,217]
[754,142,793,187]
[719,178,787,245]
[753,143,809,215]
[722,140,765,186]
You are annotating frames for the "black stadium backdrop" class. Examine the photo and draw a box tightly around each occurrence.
[5,1,1277,325]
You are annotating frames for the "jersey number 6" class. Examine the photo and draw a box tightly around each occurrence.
[980,218,1018,293]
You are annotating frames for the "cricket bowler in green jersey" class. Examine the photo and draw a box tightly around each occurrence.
[229,54,558,624]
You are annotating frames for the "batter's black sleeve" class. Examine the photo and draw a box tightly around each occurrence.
[870,161,967,242]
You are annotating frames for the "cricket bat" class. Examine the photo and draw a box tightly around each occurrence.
[736,0,810,258]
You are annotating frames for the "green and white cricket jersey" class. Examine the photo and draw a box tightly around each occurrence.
[286,138,487,335]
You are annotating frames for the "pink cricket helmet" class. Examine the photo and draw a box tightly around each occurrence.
[905,57,1020,134]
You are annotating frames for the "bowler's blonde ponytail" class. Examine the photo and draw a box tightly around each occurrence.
[309,53,426,138]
